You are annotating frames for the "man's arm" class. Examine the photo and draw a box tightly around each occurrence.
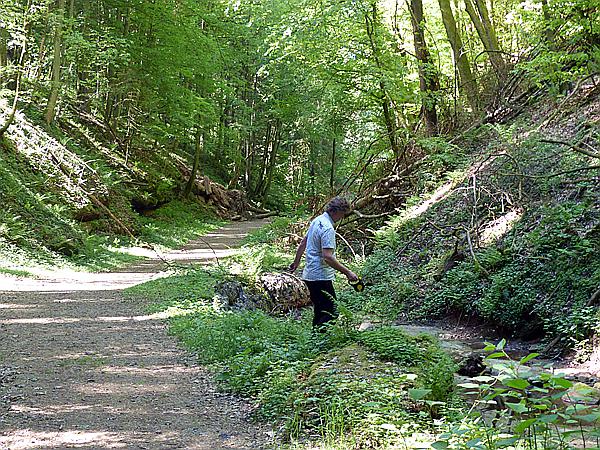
[289,235,307,272]
[322,248,358,281]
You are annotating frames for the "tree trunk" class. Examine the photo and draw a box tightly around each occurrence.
[183,129,203,198]
[330,136,336,193]
[438,0,479,112]
[540,0,556,48]
[45,0,66,125]
[464,0,505,77]
[408,0,440,135]
[0,27,7,85]
[0,1,31,138]
[259,121,281,205]
[364,2,403,157]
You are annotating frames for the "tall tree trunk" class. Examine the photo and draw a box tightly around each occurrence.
[540,0,557,48]
[330,136,336,193]
[259,120,281,205]
[0,27,7,85]
[364,2,403,158]
[464,0,505,77]
[438,0,479,112]
[0,1,31,138]
[408,0,440,136]
[184,129,203,198]
[45,0,66,125]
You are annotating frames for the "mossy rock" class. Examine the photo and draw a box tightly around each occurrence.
[357,326,457,401]
[283,343,454,438]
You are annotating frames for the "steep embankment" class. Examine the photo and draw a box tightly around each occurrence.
[0,101,249,274]
[354,83,599,356]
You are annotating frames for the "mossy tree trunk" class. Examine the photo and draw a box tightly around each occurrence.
[45,0,66,125]
[183,129,203,199]
[408,0,440,136]
[438,0,480,112]
[464,0,506,78]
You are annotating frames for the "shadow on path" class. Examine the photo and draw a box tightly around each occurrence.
[0,219,272,450]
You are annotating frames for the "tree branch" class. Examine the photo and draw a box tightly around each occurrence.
[540,138,600,159]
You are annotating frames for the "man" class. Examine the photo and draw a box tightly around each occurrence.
[289,197,358,329]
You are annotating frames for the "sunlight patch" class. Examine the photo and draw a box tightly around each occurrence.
[480,209,523,245]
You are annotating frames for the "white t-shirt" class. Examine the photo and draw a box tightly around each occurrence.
[302,212,336,281]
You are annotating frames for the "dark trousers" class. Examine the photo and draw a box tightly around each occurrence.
[304,280,337,329]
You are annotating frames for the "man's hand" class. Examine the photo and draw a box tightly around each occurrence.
[346,270,359,282]
[288,262,299,273]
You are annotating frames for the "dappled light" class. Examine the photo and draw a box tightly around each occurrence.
[479,209,523,245]
[1,0,598,446]
[0,221,272,449]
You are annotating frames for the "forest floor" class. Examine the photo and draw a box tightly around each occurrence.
[0,219,274,450]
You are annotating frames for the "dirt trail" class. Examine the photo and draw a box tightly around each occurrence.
[0,219,273,450]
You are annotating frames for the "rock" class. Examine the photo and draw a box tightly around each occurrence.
[213,280,268,311]
[564,382,600,406]
[457,354,487,377]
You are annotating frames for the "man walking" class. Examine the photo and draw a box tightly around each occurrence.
[289,197,358,329]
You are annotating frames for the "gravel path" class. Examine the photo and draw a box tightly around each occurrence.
[0,220,274,450]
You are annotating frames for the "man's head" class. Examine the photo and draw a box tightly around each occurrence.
[325,197,352,222]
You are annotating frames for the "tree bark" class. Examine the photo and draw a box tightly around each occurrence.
[330,136,336,193]
[0,1,31,138]
[364,2,403,157]
[0,27,7,85]
[45,0,66,125]
[183,129,203,198]
[259,121,281,205]
[408,0,440,135]
[438,0,479,112]
[464,0,506,77]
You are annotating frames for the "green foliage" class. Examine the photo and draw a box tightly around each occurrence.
[137,200,223,249]
[436,341,600,449]
[518,0,599,95]
[358,327,456,401]
[241,216,298,246]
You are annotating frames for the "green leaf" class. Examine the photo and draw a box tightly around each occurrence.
[514,418,536,433]
[408,388,432,400]
[431,442,449,450]
[465,438,482,447]
[495,436,519,447]
[486,352,506,359]
[504,378,530,390]
[576,412,600,423]
[496,339,506,350]
[483,343,496,352]
[538,414,559,424]
[457,382,480,389]
[551,377,573,389]
[519,353,540,365]
[505,402,528,413]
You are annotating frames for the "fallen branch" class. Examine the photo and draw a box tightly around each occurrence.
[352,209,400,220]
[540,138,600,159]
[499,165,600,179]
[88,193,136,239]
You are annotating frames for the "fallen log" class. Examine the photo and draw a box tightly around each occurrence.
[213,273,311,314]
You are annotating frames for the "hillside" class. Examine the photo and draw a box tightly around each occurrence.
[349,82,599,355]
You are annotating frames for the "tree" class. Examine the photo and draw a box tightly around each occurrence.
[408,0,440,135]
[0,0,31,138]
[438,0,479,112]
[45,0,66,125]
[464,0,506,77]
